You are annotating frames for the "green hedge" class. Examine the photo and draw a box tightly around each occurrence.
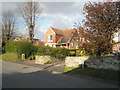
[5,41,70,60]
[5,41,34,58]
[34,46,70,59]
[16,41,34,58]
[51,47,70,59]
[5,41,18,53]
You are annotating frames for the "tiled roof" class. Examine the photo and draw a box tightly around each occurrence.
[61,29,76,43]
[50,27,63,36]
[50,27,76,43]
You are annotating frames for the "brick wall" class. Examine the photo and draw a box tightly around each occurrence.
[45,29,56,43]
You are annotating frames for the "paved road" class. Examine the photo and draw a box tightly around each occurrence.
[2,61,118,88]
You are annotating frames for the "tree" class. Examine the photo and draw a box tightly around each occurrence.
[1,10,16,42]
[77,1,120,56]
[17,1,42,43]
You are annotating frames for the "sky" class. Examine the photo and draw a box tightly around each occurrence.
[1,0,119,41]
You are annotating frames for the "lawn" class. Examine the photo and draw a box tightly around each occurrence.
[64,67,120,83]
[1,53,19,61]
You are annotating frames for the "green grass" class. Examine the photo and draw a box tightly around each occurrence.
[64,67,120,82]
[45,61,54,64]
[1,53,20,61]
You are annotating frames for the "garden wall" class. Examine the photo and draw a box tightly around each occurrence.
[84,56,120,71]
[35,55,62,64]
[65,56,89,67]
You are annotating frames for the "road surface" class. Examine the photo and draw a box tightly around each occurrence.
[2,61,118,88]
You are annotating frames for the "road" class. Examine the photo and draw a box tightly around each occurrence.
[2,61,118,88]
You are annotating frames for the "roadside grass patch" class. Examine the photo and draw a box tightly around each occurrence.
[44,61,54,64]
[1,53,20,61]
[64,67,120,82]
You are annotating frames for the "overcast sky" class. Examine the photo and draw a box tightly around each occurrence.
[1,0,117,41]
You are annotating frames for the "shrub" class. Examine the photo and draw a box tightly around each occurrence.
[36,46,53,56]
[76,50,81,56]
[28,54,36,60]
[52,47,70,59]
[36,46,70,59]
[5,41,34,59]
[16,41,34,58]
[79,50,88,56]
[69,49,77,56]
[5,41,18,53]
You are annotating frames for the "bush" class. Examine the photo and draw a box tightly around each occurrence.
[5,41,34,59]
[16,41,34,58]
[69,49,77,56]
[5,41,70,60]
[36,46,53,56]
[28,54,36,60]
[79,50,88,56]
[52,47,70,59]
[5,41,18,53]
[35,46,70,59]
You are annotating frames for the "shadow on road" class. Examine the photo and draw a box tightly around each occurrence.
[2,69,118,88]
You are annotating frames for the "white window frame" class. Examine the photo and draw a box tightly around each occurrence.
[48,35,53,42]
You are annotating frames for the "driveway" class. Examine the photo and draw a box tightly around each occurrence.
[2,61,118,88]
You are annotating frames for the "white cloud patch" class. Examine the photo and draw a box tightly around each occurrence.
[1,1,107,41]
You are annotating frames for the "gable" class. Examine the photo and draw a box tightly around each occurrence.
[50,27,63,36]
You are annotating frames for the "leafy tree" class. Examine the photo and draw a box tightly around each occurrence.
[77,1,120,56]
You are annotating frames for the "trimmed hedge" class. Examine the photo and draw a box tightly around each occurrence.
[34,46,70,59]
[5,41,18,53]
[16,41,34,58]
[5,41,34,58]
[51,47,70,59]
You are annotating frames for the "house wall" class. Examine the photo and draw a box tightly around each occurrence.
[45,29,62,44]
[45,29,56,43]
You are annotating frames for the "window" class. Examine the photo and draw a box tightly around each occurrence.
[48,35,53,42]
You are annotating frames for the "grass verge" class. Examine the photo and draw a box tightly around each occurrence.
[1,53,20,61]
[64,67,120,83]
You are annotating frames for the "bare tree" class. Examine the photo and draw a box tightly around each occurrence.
[1,10,16,42]
[17,1,42,43]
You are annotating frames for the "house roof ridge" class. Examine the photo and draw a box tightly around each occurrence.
[50,27,63,35]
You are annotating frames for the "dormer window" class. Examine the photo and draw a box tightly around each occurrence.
[48,35,53,42]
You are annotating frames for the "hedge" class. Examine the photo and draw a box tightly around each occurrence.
[5,41,18,53]
[16,41,34,58]
[51,47,70,59]
[5,41,34,58]
[34,46,70,59]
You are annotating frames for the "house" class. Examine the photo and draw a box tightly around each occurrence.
[45,27,84,49]
[14,36,44,46]
[33,39,45,46]
[14,36,29,41]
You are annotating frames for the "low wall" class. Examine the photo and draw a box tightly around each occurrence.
[35,55,62,64]
[84,56,120,71]
[65,56,89,67]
